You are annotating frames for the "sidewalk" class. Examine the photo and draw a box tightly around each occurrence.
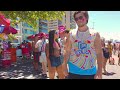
[102,52,120,79]
[0,58,45,79]
[1,53,120,79]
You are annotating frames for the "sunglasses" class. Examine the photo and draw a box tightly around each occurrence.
[55,31,59,35]
[75,16,84,21]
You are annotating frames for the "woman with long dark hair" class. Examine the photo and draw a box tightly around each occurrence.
[45,30,65,79]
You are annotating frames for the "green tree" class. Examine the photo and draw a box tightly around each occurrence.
[0,11,65,30]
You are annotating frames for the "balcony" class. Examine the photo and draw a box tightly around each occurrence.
[22,22,33,28]
[40,20,48,23]
[41,29,48,34]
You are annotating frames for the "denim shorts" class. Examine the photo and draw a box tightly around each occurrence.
[49,55,64,67]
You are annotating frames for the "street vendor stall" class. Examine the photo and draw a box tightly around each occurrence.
[0,14,18,65]
[1,41,11,68]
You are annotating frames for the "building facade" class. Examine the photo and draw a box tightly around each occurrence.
[14,22,38,43]
[13,11,76,43]
[39,11,76,33]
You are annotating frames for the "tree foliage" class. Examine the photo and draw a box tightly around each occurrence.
[0,11,65,29]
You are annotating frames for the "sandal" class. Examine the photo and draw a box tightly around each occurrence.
[103,71,108,75]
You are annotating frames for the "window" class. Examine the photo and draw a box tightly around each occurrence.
[15,24,19,29]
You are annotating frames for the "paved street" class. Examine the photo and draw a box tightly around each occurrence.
[0,53,120,79]
[0,58,47,79]
[102,52,120,79]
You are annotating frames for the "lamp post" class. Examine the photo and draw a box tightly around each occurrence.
[0,24,5,33]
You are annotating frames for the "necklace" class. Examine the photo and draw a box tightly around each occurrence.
[77,30,89,42]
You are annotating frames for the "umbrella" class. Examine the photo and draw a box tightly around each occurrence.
[37,32,46,38]
[0,15,10,26]
[0,15,17,34]
[3,26,18,34]
[37,32,49,39]
[27,34,40,41]
[27,35,35,40]
[0,15,10,34]
[9,26,18,34]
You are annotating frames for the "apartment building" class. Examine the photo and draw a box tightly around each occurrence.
[39,11,76,33]
[14,22,38,43]
[14,11,76,43]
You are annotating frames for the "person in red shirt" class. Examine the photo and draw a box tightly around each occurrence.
[20,42,26,62]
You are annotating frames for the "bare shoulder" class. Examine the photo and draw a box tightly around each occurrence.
[68,29,77,42]
[94,32,102,47]
[95,32,101,40]
[89,28,101,40]
[95,32,101,43]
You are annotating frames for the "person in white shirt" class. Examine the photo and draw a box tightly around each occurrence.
[35,33,48,78]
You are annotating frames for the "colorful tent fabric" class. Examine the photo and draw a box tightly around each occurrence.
[0,15,18,34]
[27,33,47,41]
[0,33,8,40]
[2,26,18,34]
[27,35,41,41]
[0,15,10,26]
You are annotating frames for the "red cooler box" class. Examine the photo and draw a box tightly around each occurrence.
[2,59,11,68]
[9,48,16,62]
[2,50,11,68]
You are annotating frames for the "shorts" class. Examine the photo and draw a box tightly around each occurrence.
[33,52,40,63]
[104,53,109,59]
[39,52,47,63]
[68,73,95,79]
[49,55,64,67]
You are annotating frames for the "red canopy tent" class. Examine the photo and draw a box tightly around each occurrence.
[4,26,18,34]
[27,34,41,41]
[0,15,10,26]
[27,32,48,41]
[0,15,18,34]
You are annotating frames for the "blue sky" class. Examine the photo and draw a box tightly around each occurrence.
[87,11,120,40]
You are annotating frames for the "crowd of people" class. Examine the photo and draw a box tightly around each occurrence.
[101,39,120,75]
[27,11,103,79]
